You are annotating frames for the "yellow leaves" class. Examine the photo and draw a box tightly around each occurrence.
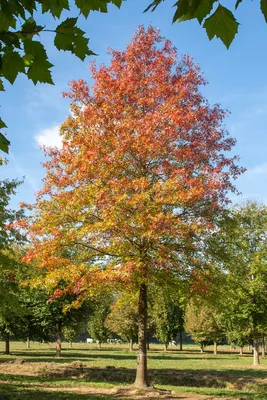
[21,27,243,298]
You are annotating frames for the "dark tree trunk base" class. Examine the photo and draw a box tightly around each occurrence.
[5,336,10,355]
[56,334,61,358]
[262,336,265,358]
[134,283,149,388]
[214,340,217,355]
[179,331,183,351]
[253,337,260,365]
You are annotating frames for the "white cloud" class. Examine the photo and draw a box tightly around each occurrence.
[246,163,267,177]
[35,125,62,149]
[25,84,68,115]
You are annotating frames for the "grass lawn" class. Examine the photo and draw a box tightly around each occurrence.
[0,342,266,399]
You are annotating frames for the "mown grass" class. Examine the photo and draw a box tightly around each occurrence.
[0,383,111,400]
[0,342,266,399]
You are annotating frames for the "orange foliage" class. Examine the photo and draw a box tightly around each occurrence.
[23,26,243,298]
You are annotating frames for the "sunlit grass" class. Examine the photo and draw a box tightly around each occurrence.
[0,341,266,399]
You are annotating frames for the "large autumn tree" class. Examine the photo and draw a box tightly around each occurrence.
[23,26,242,387]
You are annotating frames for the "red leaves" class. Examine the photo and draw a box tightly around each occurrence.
[23,26,243,294]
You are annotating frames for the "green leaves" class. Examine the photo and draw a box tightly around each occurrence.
[2,52,25,84]
[21,17,44,37]
[0,13,17,31]
[41,0,70,19]
[171,1,239,48]
[172,0,202,23]
[203,5,239,48]
[54,18,95,60]
[75,0,108,16]
[144,0,163,13]
[174,0,215,24]
[74,0,122,17]
[2,0,265,155]
[0,133,10,154]
[0,1,126,153]
[0,76,8,152]
[146,0,243,48]
[24,40,54,84]
[261,0,267,23]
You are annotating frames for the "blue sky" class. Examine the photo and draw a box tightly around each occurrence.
[1,0,267,208]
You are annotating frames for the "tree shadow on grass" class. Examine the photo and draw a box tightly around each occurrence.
[6,351,240,364]
[1,365,267,390]
[0,381,266,400]
[150,355,233,361]
[6,352,138,363]
[0,382,111,400]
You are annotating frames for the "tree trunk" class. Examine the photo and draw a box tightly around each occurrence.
[214,340,217,355]
[200,343,204,353]
[164,343,168,352]
[26,336,30,349]
[179,330,183,351]
[129,337,133,351]
[5,333,10,355]
[239,347,243,355]
[69,340,72,348]
[98,342,102,349]
[56,333,61,358]
[253,337,260,365]
[134,283,149,388]
[262,336,265,358]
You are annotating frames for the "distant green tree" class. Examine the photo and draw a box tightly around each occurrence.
[216,202,267,365]
[150,286,184,351]
[225,321,251,354]
[87,294,112,348]
[41,293,91,357]
[0,165,26,353]
[185,299,225,354]
[105,292,138,351]
[62,325,78,348]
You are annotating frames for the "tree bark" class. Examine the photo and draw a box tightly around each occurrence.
[164,343,168,352]
[26,336,30,349]
[262,336,265,358]
[179,330,183,351]
[200,343,204,353]
[214,340,217,355]
[69,340,72,348]
[239,347,243,355]
[129,337,133,351]
[253,337,260,365]
[134,283,149,388]
[98,342,102,349]
[56,332,61,358]
[5,333,10,355]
